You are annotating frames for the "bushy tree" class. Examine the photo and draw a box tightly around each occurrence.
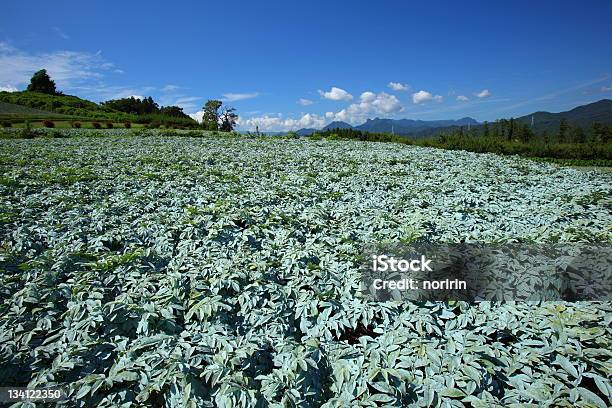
[202,100,223,130]
[102,96,159,115]
[27,69,58,95]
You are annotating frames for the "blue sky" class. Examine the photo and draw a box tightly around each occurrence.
[1,0,611,131]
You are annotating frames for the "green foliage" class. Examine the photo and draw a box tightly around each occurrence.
[219,107,238,132]
[309,125,612,162]
[0,92,199,128]
[0,136,610,406]
[101,96,159,114]
[202,99,223,130]
[26,69,58,95]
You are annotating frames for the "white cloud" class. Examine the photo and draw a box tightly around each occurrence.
[456,95,469,102]
[128,95,144,100]
[412,90,443,104]
[318,86,353,101]
[189,110,204,123]
[329,91,403,124]
[297,98,314,106]
[0,84,18,92]
[475,89,491,98]
[388,82,410,91]
[325,111,334,119]
[601,86,612,92]
[238,113,326,132]
[0,42,116,91]
[221,92,259,102]
[52,27,70,40]
[162,84,181,92]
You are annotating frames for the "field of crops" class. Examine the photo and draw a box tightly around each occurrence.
[0,133,610,407]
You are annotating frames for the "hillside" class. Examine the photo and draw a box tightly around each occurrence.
[356,117,478,135]
[0,91,123,120]
[0,100,69,118]
[296,117,479,136]
[0,91,198,127]
[322,121,353,130]
[514,99,612,133]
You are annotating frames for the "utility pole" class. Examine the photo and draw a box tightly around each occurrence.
[531,115,534,127]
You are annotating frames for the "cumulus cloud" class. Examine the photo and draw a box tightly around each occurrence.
[412,90,443,104]
[0,42,115,90]
[388,82,410,91]
[456,95,469,102]
[475,89,491,98]
[189,110,204,123]
[221,92,259,102]
[297,98,314,106]
[329,91,403,124]
[238,113,326,132]
[318,86,353,101]
[0,84,18,92]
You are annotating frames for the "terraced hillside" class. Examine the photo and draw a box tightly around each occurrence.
[0,134,610,407]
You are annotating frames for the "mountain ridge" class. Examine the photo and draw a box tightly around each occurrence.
[295,99,612,136]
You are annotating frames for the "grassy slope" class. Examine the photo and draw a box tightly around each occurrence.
[0,100,70,117]
[0,91,198,127]
[0,91,122,120]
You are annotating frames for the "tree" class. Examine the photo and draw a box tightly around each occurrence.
[483,121,490,138]
[159,105,189,118]
[219,107,238,132]
[102,96,159,115]
[518,123,533,143]
[27,69,58,95]
[571,126,586,143]
[559,118,569,142]
[202,100,223,130]
[508,118,515,141]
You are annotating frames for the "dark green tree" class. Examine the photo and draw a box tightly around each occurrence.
[483,121,490,137]
[559,118,569,142]
[219,107,238,132]
[518,123,533,143]
[202,100,223,130]
[571,126,586,143]
[27,69,58,95]
[508,118,515,141]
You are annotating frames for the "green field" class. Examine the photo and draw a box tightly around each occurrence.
[0,134,610,406]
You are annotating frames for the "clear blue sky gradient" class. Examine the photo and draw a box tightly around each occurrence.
[1,0,611,129]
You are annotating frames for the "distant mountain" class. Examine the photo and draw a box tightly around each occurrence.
[355,117,478,135]
[295,117,478,137]
[513,99,612,133]
[290,100,612,138]
[295,128,319,136]
[322,121,353,130]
